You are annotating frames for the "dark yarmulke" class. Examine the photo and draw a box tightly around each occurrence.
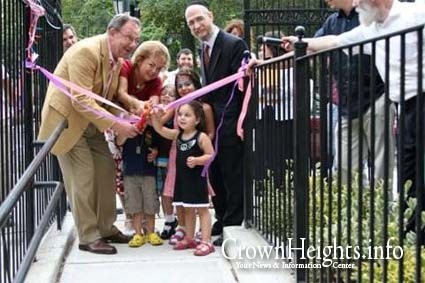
[187,0,209,9]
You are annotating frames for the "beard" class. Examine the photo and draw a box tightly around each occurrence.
[356,1,380,26]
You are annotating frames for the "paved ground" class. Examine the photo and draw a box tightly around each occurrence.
[58,214,237,283]
[26,197,294,283]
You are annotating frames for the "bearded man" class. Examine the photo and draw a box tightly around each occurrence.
[280,0,425,241]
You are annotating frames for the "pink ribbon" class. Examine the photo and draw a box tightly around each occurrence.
[162,65,251,140]
[24,0,45,62]
[164,70,246,111]
[236,81,252,139]
[24,0,255,177]
[26,61,139,124]
[157,65,252,176]
[201,81,240,176]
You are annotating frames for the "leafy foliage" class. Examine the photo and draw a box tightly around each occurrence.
[62,0,243,68]
[257,167,425,283]
[62,0,114,38]
[309,175,425,282]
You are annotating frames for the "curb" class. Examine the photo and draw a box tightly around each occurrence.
[25,212,75,283]
[223,226,295,283]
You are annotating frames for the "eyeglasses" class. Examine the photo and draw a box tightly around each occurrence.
[176,81,194,89]
[118,31,139,44]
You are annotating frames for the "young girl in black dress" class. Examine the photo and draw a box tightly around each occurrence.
[151,100,215,256]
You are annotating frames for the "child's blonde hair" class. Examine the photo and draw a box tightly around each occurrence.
[131,40,170,69]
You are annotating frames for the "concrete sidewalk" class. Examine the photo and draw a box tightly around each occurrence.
[59,214,236,283]
[27,212,294,283]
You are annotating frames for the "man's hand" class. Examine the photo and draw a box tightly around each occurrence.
[111,121,138,139]
[281,36,297,52]
[246,58,263,76]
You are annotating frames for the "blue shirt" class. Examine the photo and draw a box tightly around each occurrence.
[122,126,158,176]
[315,9,384,118]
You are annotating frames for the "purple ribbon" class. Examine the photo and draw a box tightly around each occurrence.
[201,81,240,176]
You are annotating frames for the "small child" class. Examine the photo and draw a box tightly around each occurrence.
[156,85,178,239]
[152,100,215,256]
[120,126,163,247]
[164,67,215,245]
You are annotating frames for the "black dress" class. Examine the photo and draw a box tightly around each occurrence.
[173,131,209,207]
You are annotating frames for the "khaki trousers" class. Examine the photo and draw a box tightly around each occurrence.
[57,124,118,244]
[335,95,395,189]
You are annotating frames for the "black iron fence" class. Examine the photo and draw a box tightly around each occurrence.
[0,1,66,282]
[243,0,332,57]
[245,22,424,282]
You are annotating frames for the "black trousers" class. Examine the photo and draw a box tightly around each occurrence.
[254,106,294,187]
[398,96,418,197]
[399,95,425,242]
[210,142,244,227]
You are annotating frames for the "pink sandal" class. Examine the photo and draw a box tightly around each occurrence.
[173,238,197,250]
[194,241,215,256]
[169,228,185,245]
[194,231,202,244]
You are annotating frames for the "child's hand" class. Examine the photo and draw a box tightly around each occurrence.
[147,147,158,163]
[186,156,197,168]
[115,133,127,146]
[156,106,166,117]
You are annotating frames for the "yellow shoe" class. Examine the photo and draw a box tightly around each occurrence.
[147,232,164,246]
[128,234,146,248]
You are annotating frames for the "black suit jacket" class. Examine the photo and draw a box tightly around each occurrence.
[200,30,248,146]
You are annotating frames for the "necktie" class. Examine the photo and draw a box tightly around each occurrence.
[203,44,210,67]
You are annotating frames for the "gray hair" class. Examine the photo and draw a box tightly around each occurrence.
[107,13,141,31]
[63,24,76,35]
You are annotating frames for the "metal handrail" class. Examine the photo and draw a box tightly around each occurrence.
[0,120,67,228]
[13,181,64,283]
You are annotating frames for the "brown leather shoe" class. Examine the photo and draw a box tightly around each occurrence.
[103,231,131,243]
[78,239,117,255]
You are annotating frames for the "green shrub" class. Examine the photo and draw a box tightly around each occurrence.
[309,174,425,282]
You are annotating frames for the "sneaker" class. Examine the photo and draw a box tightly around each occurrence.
[147,232,164,246]
[169,228,185,245]
[123,219,135,236]
[160,219,178,240]
[128,234,146,248]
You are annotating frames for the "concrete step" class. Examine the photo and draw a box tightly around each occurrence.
[223,226,295,283]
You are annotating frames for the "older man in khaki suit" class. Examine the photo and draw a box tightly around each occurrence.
[38,14,140,254]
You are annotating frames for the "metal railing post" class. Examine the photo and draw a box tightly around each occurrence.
[293,26,309,283]
[23,4,35,248]
[243,73,255,229]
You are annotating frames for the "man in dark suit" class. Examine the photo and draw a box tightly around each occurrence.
[185,1,248,246]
